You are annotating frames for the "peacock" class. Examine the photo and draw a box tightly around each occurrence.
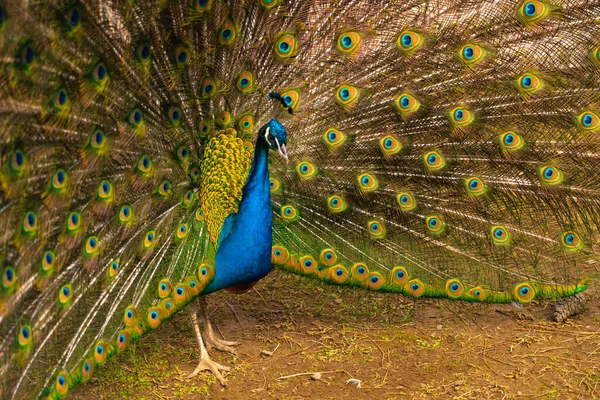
[0,0,598,397]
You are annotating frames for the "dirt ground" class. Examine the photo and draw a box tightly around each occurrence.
[71,269,600,400]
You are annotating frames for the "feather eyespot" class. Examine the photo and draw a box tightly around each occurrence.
[269,178,281,193]
[539,165,563,185]
[216,110,232,128]
[19,44,35,70]
[423,151,446,171]
[281,205,299,221]
[576,111,600,132]
[518,1,551,25]
[368,220,386,239]
[379,135,402,157]
[449,107,474,127]
[397,29,424,54]
[390,266,409,285]
[468,286,486,301]
[128,108,143,127]
[296,161,317,179]
[236,70,255,93]
[176,223,189,240]
[200,76,219,99]
[174,45,190,66]
[2,266,16,290]
[319,248,337,266]
[458,43,486,66]
[97,180,114,201]
[238,114,255,133]
[123,306,137,326]
[143,229,156,249]
[167,105,182,126]
[94,341,108,364]
[499,131,525,152]
[92,62,107,84]
[351,263,369,282]
[117,330,130,352]
[66,7,81,30]
[157,179,171,197]
[52,89,69,110]
[136,43,151,62]
[59,284,72,306]
[197,262,215,283]
[394,93,421,117]
[367,272,385,290]
[136,154,153,176]
[327,195,347,213]
[357,173,378,192]
[181,190,194,208]
[66,211,81,233]
[396,192,417,211]
[299,255,317,274]
[85,236,99,256]
[10,149,26,176]
[88,129,106,152]
[22,211,38,235]
[445,279,464,298]
[517,72,543,96]
[50,168,68,193]
[260,0,282,10]
[108,259,119,280]
[426,215,445,234]
[561,231,583,250]
[41,250,56,273]
[55,371,70,396]
[198,119,212,138]
[195,0,213,12]
[218,19,237,46]
[176,145,190,163]
[280,89,300,111]
[322,128,347,150]
[336,31,362,55]
[513,282,535,303]
[335,84,360,108]
[490,225,511,245]
[189,166,200,181]
[329,265,349,284]
[272,245,290,264]
[81,359,95,383]
[405,279,425,297]
[465,177,487,196]
[195,208,204,222]
[274,33,298,59]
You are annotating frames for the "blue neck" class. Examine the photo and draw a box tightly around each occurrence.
[204,138,273,293]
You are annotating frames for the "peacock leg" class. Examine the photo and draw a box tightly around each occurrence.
[199,296,240,355]
[188,297,230,386]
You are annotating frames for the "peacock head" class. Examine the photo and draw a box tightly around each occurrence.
[259,119,288,163]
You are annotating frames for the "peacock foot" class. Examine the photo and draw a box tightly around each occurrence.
[188,355,231,386]
[202,318,240,355]
[188,297,232,386]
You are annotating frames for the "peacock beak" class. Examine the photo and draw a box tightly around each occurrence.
[279,144,288,164]
[274,137,289,164]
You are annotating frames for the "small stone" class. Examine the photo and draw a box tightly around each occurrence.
[346,378,361,388]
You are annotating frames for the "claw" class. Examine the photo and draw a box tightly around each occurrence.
[188,357,231,386]
[203,318,240,356]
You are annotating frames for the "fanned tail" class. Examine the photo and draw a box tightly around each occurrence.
[269,0,599,304]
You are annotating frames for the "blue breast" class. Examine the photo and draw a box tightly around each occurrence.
[203,137,272,293]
